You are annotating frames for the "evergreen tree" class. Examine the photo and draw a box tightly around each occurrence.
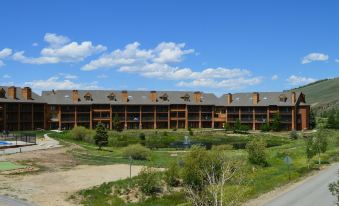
[112,113,123,132]
[326,111,336,129]
[309,110,316,129]
[271,113,281,132]
[94,122,108,149]
[233,119,242,132]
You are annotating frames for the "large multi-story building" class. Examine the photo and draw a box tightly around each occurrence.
[0,86,310,131]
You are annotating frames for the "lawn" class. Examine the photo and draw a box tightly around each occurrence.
[0,161,26,171]
[72,129,339,206]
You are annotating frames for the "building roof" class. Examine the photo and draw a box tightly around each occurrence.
[41,89,307,106]
[0,86,45,103]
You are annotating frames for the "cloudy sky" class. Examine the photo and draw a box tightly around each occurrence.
[0,0,338,95]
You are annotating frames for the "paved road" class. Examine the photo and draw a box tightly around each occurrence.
[265,163,339,206]
[0,195,36,206]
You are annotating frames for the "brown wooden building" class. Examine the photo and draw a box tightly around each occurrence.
[0,86,310,131]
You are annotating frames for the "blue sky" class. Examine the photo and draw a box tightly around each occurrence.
[0,0,338,95]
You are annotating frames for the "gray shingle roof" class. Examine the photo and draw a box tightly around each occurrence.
[41,90,306,106]
[0,86,45,103]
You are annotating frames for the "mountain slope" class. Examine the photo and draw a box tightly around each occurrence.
[289,77,339,114]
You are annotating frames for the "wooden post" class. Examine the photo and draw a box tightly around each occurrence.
[252,107,256,130]
[185,105,188,129]
[139,106,142,129]
[154,106,157,129]
[267,107,270,125]
[124,106,127,129]
[292,107,296,130]
[89,105,93,129]
[74,105,77,127]
[211,106,214,129]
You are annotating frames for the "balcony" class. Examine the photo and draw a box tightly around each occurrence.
[142,117,154,121]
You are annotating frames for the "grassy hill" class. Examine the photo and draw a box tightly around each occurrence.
[287,77,339,115]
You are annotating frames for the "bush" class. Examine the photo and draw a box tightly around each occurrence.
[212,144,233,151]
[289,130,299,140]
[246,138,269,167]
[139,132,146,141]
[94,123,108,149]
[164,162,181,187]
[138,167,160,195]
[70,126,94,143]
[261,123,270,132]
[122,144,151,160]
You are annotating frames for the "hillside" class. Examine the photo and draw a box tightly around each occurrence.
[288,77,339,114]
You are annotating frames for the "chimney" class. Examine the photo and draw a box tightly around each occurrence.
[22,87,32,100]
[291,92,296,104]
[194,91,202,103]
[150,91,157,102]
[252,92,259,104]
[121,90,128,102]
[72,90,79,103]
[8,86,17,99]
[227,93,232,104]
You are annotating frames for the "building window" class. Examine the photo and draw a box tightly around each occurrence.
[0,88,5,98]
[279,94,287,102]
[159,93,169,101]
[181,93,190,102]
[107,93,117,101]
[84,92,92,101]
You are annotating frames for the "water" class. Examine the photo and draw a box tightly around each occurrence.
[0,141,12,145]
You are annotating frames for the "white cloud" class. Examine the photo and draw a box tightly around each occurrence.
[335,59,339,63]
[58,73,78,79]
[24,76,99,90]
[271,75,278,80]
[0,48,12,58]
[301,53,328,64]
[32,42,39,47]
[82,42,261,89]
[286,75,317,86]
[2,74,11,79]
[13,33,106,64]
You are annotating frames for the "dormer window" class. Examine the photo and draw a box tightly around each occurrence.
[159,93,169,101]
[181,93,190,102]
[84,92,92,101]
[279,94,287,102]
[107,93,117,101]
[0,88,6,98]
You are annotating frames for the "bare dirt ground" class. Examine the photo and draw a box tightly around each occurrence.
[0,146,143,206]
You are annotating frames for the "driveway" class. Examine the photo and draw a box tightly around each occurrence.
[264,163,339,206]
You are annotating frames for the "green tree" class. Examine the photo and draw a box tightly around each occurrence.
[309,110,317,129]
[223,122,232,132]
[313,129,328,166]
[112,113,123,132]
[246,138,269,167]
[94,122,108,149]
[233,119,242,133]
[327,111,337,129]
[271,113,281,132]
[261,123,270,132]
[305,137,316,169]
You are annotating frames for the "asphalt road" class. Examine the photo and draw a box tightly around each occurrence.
[0,196,36,206]
[265,163,339,206]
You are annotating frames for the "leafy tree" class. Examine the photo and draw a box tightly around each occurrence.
[309,110,317,129]
[328,171,339,205]
[94,122,108,149]
[305,137,316,169]
[246,138,269,167]
[327,111,337,129]
[271,113,281,132]
[112,113,123,132]
[313,129,328,166]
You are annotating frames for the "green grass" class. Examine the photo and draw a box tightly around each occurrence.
[75,129,339,206]
[0,161,26,171]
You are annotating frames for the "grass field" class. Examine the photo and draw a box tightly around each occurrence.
[0,161,26,171]
[72,129,339,206]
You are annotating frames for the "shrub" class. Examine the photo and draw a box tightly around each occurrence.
[138,167,160,195]
[122,144,151,160]
[139,132,146,141]
[212,144,233,151]
[70,126,88,141]
[246,138,269,167]
[289,130,299,140]
[164,161,181,187]
[261,123,270,132]
[223,122,232,131]
[271,114,281,132]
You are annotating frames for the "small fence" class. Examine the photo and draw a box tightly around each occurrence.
[0,132,37,148]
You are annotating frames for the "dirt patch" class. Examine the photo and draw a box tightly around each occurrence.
[0,164,143,206]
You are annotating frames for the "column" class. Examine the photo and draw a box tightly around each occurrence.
[153,106,157,129]
[252,107,255,130]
